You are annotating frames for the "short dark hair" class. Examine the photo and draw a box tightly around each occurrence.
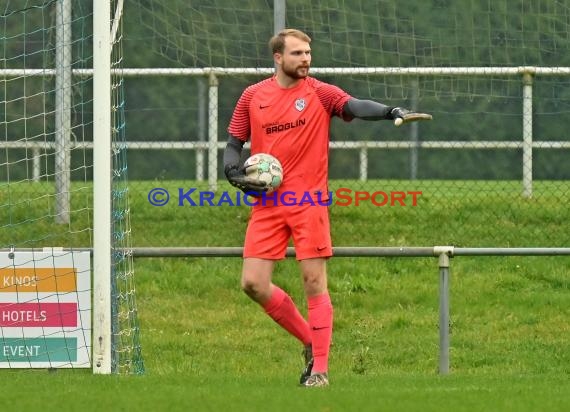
[269,29,311,54]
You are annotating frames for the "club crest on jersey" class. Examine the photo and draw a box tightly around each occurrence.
[295,98,306,112]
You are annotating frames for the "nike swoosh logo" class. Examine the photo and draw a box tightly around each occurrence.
[312,326,329,331]
[259,105,270,109]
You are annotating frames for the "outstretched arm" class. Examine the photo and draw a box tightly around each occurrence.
[343,98,394,120]
[343,98,432,126]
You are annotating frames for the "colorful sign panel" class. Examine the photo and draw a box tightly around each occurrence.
[0,250,91,368]
[0,303,78,327]
[0,267,77,292]
[0,338,77,362]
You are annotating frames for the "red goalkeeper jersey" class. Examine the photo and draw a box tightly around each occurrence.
[228,76,353,199]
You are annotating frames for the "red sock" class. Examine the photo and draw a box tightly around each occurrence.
[263,286,311,345]
[308,292,333,374]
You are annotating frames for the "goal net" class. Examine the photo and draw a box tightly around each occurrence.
[128,0,570,248]
[0,0,143,373]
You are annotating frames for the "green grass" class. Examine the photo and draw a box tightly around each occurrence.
[2,180,570,411]
[4,372,570,411]
[3,179,570,247]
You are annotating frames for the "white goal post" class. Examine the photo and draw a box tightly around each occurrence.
[1,0,142,374]
[92,0,112,375]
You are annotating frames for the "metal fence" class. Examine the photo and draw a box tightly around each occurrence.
[2,66,570,247]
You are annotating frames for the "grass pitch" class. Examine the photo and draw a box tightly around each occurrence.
[2,180,570,411]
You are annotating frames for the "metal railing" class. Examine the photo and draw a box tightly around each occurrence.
[3,138,569,188]
[5,245,570,374]
[3,65,570,199]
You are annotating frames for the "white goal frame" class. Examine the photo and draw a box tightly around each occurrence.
[92,0,112,374]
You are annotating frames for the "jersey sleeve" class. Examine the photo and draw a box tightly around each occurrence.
[314,81,354,122]
[227,87,254,142]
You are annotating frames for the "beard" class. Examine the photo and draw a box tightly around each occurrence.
[282,63,310,79]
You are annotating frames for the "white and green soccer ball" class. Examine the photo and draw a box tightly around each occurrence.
[244,153,283,193]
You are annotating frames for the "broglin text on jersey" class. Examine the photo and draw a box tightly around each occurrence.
[263,118,306,135]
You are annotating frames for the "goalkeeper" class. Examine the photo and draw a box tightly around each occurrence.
[223,28,431,388]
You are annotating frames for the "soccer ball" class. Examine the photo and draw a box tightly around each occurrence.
[244,153,283,193]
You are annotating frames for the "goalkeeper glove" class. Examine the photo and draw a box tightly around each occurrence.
[224,165,268,197]
[389,107,411,120]
[389,107,433,126]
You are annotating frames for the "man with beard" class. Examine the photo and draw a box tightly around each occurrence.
[223,28,430,387]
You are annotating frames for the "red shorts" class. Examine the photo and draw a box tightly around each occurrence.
[243,203,332,261]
